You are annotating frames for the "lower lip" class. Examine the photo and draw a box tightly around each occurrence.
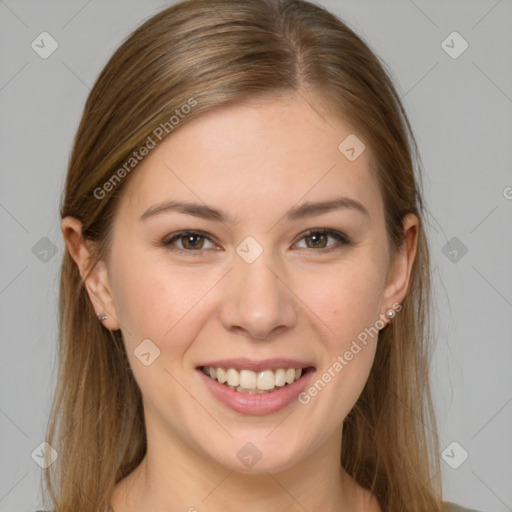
[196,367,315,416]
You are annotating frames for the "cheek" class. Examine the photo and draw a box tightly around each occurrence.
[301,266,384,419]
[109,244,173,341]
[298,258,385,342]
[110,247,217,356]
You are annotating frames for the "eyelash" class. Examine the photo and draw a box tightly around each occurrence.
[160,229,352,256]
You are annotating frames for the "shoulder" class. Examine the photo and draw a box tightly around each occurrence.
[443,501,487,512]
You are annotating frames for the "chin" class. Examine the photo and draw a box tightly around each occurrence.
[204,438,305,474]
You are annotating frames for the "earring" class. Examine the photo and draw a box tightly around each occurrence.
[97,312,107,321]
[385,308,395,319]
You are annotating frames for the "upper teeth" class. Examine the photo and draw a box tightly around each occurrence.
[203,367,303,391]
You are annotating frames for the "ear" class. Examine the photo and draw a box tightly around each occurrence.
[61,216,120,331]
[380,213,419,323]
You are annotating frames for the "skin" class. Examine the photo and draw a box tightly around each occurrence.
[62,90,418,512]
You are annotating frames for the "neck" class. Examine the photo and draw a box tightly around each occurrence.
[111,410,364,512]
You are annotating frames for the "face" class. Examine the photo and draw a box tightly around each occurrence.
[66,91,417,474]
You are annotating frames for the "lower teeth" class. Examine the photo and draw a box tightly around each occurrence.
[232,384,281,394]
[217,379,288,394]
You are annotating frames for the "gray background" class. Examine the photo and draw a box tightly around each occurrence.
[1,1,511,511]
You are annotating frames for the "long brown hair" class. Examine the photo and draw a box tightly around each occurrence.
[44,1,443,510]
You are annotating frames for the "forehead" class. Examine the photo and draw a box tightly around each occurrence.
[116,92,383,225]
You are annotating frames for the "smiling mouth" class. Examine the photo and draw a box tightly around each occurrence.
[199,366,315,395]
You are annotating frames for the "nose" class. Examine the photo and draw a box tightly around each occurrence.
[218,251,298,341]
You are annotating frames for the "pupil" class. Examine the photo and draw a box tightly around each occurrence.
[185,234,202,249]
[309,233,326,248]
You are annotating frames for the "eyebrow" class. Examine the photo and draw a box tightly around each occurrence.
[139,196,370,223]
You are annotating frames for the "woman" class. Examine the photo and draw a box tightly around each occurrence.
[41,0,483,511]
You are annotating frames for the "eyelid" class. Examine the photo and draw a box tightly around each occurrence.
[161,230,219,254]
[161,228,352,255]
[294,228,351,249]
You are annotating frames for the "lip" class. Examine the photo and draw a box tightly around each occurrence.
[196,366,316,416]
[196,358,315,373]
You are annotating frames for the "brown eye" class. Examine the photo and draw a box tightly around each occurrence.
[304,232,329,249]
[295,229,351,252]
[162,231,217,253]
[161,228,351,256]
[180,233,205,250]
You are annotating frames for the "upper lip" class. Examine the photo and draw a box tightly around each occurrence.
[197,358,315,373]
